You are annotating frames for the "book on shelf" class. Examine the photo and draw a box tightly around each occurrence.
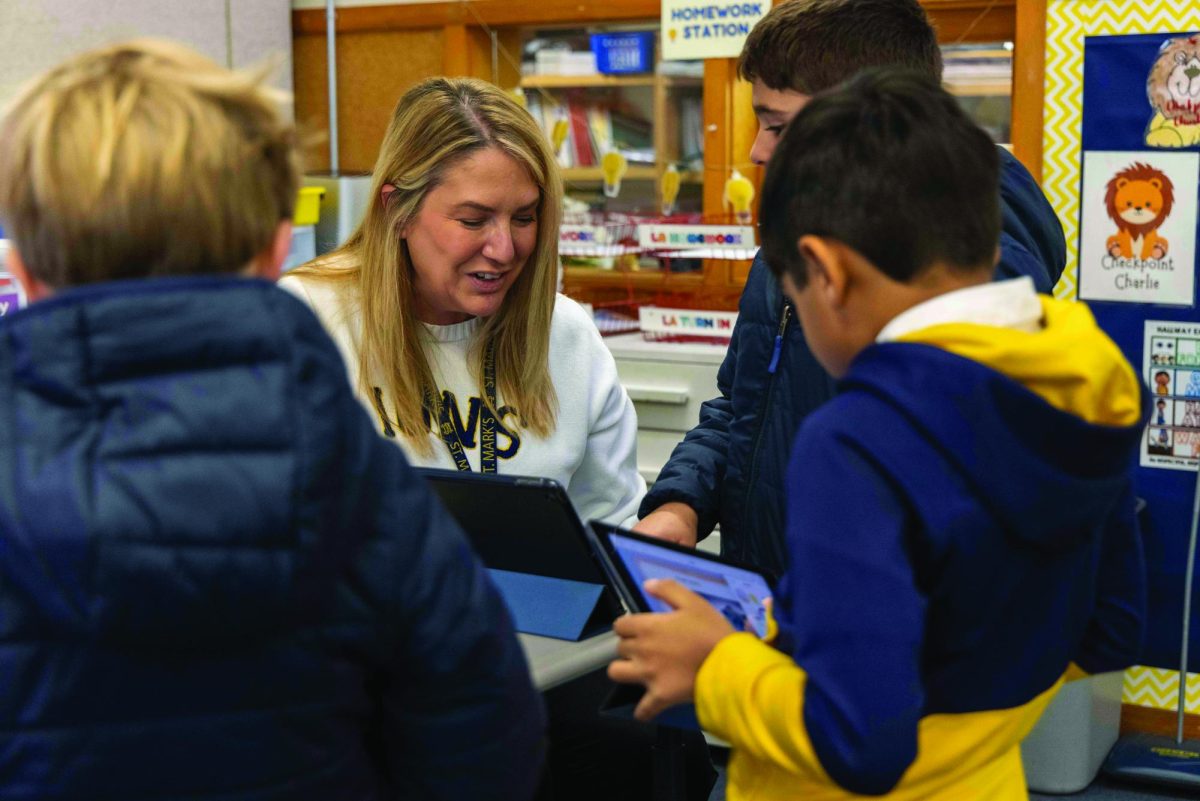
[611,106,652,151]
[567,95,596,167]
[587,105,614,158]
[526,90,576,168]
[619,147,656,165]
[679,95,703,162]
[524,91,662,173]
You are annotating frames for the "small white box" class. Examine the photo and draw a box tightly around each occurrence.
[535,50,563,75]
[1020,672,1124,793]
[560,51,598,75]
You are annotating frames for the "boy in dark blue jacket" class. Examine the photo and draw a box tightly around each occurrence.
[611,69,1144,801]
[636,0,1068,578]
[0,41,543,801]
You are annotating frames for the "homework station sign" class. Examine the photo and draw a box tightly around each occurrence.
[661,1,767,60]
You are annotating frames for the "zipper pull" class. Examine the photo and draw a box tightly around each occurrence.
[767,305,791,375]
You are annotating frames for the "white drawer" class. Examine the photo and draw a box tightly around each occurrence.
[615,359,720,433]
[636,428,686,484]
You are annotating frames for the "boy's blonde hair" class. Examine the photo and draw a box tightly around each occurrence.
[291,77,562,454]
[0,39,299,287]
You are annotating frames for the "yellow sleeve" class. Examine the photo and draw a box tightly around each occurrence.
[763,600,779,644]
[694,632,832,783]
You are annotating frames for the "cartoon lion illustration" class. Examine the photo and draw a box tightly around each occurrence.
[1104,163,1173,260]
[1146,34,1200,148]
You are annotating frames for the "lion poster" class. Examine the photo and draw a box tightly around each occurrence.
[1145,34,1200,148]
[1079,150,1198,305]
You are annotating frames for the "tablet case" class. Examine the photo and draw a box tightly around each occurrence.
[419,470,624,641]
[487,569,611,641]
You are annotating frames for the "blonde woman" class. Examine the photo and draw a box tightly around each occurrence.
[282,77,644,525]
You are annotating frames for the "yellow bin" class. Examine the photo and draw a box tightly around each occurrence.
[294,186,326,226]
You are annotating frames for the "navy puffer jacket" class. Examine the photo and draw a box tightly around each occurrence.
[640,149,1068,575]
[0,277,544,801]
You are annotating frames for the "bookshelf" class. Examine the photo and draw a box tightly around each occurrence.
[519,31,705,216]
[520,39,710,299]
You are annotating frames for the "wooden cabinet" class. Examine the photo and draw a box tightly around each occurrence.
[291,0,1035,311]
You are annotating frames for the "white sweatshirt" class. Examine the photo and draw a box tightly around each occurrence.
[279,275,646,526]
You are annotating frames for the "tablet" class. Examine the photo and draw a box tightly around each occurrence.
[589,522,774,638]
[418,469,623,622]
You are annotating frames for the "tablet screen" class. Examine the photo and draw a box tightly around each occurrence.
[607,531,771,638]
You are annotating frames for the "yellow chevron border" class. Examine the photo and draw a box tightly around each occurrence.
[1045,1,1200,709]
[1124,666,1200,713]
[1044,0,1200,301]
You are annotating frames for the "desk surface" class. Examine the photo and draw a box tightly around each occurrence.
[602,332,728,366]
[520,631,618,692]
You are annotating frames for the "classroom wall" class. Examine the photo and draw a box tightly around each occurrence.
[0,0,293,112]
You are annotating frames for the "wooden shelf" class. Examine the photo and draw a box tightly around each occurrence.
[562,166,658,181]
[944,49,1013,61]
[521,74,701,90]
[521,74,655,89]
[561,267,706,289]
[560,166,702,184]
[944,79,1011,97]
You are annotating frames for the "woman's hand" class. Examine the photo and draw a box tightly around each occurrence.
[607,579,736,721]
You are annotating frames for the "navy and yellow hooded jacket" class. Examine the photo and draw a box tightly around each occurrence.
[694,296,1146,800]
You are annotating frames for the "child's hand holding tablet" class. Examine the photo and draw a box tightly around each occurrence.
[608,578,738,721]
[591,523,776,721]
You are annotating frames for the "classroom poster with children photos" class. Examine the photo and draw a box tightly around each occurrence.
[1143,320,1200,469]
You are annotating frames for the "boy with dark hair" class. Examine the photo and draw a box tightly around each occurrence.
[610,70,1145,800]
[740,0,943,92]
[635,0,1068,579]
[0,40,544,801]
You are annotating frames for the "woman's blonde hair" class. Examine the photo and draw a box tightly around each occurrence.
[0,39,298,287]
[292,77,561,454]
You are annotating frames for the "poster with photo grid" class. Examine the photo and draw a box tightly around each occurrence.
[1143,319,1200,470]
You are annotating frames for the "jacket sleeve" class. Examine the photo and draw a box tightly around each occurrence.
[696,422,925,795]
[566,320,647,527]
[350,412,546,799]
[638,259,764,536]
[995,148,1067,293]
[1073,484,1147,675]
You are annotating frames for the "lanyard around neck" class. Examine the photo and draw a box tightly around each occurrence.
[426,342,498,473]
